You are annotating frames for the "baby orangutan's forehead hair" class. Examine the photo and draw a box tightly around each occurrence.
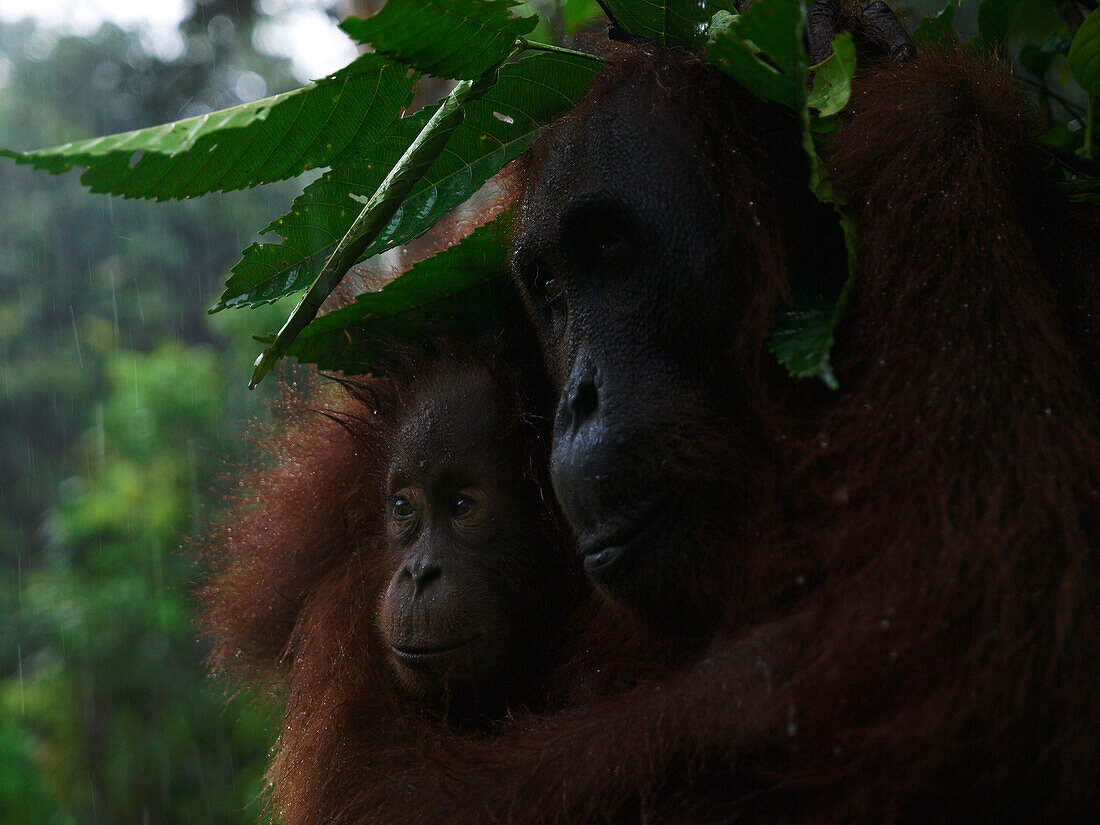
[321,347,531,443]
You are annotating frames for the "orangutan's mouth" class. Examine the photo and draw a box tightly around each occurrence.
[391,639,472,665]
[580,499,670,579]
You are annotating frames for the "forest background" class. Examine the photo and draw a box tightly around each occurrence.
[0,0,1083,822]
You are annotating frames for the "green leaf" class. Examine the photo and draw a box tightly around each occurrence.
[703,2,858,389]
[216,51,600,313]
[602,0,730,48]
[341,0,537,80]
[807,33,855,118]
[250,72,496,387]
[706,1,808,113]
[767,278,852,391]
[1069,9,1100,95]
[914,0,959,47]
[282,217,512,373]
[0,55,416,201]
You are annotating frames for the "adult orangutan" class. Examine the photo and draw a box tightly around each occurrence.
[289,30,1098,825]
[205,6,1100,824]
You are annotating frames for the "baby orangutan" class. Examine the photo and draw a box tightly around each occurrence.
[373,361,578,717]
[198,352,588,823]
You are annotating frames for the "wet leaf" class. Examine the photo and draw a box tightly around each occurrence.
[282,217,513,373]
[0,55,415,200]
[216,51,600,313]
[249,73,497,387]
[807,33,855,118]
[767,281,851,391]
[341,0,537,80]
[706,1,808,113]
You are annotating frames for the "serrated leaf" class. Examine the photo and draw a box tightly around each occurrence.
[1069,9,1100,95]
[283,218,512,372]
[216,51,600,312]
[0,55,415,201]
[249,72,495,387]
[807,33,854,118]
[767,279,851,391]
[341,0,537,80]
[706,1,808,113]
[914,0,959,47]
[602,0,729,48]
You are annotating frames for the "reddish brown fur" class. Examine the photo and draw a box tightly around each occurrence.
[202,44,1100,825]
[199,379,388,684]
[198,361,670,825]
[783,50,1100,820]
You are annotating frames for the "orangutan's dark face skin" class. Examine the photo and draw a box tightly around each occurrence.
[511,80,752,630]
[377,370,569,718]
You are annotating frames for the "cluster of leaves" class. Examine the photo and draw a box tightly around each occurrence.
[2,0,606,387]
[3,0,1099,390]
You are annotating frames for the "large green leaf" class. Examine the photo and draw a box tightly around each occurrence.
[250,73,495,388]
[282,217,512,372]
[0,55,416,201]
[341,0,537,80]
[1069,9,1100,95]
[215,51,600,312]
[706,1,808,113]
[602,0,729,48]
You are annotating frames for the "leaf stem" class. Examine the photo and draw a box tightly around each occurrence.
[249,73,492,388]
[517,37,606,62]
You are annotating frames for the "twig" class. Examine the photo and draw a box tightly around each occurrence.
[517,38,607,62]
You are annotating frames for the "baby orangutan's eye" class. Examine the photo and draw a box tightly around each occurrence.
[392,496,416,521]
[451,493,477,519]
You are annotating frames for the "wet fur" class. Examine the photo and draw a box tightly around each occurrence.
[201,44,1100,825]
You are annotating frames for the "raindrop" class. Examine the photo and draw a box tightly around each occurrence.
[17,643,24,715]
[70,306,83,368]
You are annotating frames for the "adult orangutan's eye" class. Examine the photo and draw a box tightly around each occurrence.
[563,200,634,273]
[541,274,563,303]
[524,260,562,305]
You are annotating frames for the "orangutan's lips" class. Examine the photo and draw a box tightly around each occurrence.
[391,640,470,665]
[581,500,668,576]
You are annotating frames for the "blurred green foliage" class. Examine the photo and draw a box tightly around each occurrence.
[0,3,303,821]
